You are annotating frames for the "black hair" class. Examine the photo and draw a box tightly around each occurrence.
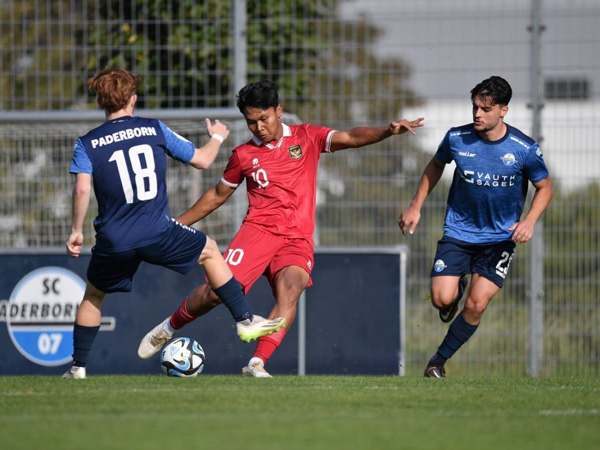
[470,76,512,106]
[236,81,280,114]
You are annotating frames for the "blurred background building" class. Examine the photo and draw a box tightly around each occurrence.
[0,0,598,376]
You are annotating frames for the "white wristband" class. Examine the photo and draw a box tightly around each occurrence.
[211,133,224,143]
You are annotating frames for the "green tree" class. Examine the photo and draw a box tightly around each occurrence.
[544,182,600,296]
[0,1,82,110]
[78,0,423,247]
[0,0,422,248]
[79,0,421,118]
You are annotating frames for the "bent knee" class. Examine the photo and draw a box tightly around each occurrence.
[206,236,219,249]
[430,290,456,309]
[431,297,452,309]
[463,298,489,322]
[198,237,220,263]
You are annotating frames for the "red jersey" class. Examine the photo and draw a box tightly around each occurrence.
[221,123,336,240]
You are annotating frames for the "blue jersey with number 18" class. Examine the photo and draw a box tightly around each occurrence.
[70,116,195,253]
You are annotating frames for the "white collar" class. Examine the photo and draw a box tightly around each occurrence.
[251,123,292,149]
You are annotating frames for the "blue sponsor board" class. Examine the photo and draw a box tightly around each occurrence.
[0,249,403,375]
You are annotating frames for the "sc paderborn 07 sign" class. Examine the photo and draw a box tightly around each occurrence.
[0,267,85,366]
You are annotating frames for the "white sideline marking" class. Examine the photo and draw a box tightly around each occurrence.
[0,384,344,397]
[539,409,598,416]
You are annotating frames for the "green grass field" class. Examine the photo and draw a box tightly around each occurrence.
[0,375,598,450]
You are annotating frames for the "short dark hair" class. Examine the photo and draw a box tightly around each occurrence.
[471,76,512,106]
[236,81,279,114]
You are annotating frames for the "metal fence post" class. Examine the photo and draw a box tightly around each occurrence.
[233,0,247,96]
[399,248,407,376]
[298,291,306,376]
[231,0,249,228]
[528,0,545,377]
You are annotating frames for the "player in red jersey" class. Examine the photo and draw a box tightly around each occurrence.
[139,81,424,376]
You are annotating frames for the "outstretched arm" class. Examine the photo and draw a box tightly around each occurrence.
[188,119,231,169]
[330,117,424,152]
[177,181,237,226]
[66,173,92,257]
[398,157,446,235]
[508,177,553,244]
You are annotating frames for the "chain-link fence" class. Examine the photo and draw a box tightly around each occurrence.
[0,0,598,376]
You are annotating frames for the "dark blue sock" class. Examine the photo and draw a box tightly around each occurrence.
[213,277,252,323]
[428,352,447,367]
[72,324,100,367]
[437,313,479,361]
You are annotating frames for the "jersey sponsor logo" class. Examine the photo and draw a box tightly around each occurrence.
[288,145,303,159]
[461,170,516,187]
[0,267,115,367]
[501,153,516,166]
[458,151,477,158]
[90,127,158,148]
[434,259,447,273]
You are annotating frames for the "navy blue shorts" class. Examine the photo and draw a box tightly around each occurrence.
[87,220,207,293]
[431,236,516,288]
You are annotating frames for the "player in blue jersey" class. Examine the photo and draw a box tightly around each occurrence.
[399,76,553,378]
[62,68,284,379]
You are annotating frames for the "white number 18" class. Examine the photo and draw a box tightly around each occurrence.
[109,144,158,203]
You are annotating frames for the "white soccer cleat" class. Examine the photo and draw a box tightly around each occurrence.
[241,359,272,378]
[62,365,86,379]
[236,315,285,343]
[137,317,175,359]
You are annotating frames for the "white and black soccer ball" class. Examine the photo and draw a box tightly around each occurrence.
[160,337,205,377]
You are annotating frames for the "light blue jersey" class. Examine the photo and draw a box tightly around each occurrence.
[435,123,549,244]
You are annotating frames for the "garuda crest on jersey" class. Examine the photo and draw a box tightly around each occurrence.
[288,145,302,159]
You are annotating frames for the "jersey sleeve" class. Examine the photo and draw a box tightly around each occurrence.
[306,124,336,154]
[434,132,453,164]
[221,150,243,188]
[523,144,549,183]
[69,138,93,174]
[158,120,196,163]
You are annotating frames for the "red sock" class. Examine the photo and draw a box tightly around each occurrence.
[253,328,287,363]
[169,297,196,330]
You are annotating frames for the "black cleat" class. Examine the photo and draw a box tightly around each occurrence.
[424,364,446,378]
[439,275,468,323]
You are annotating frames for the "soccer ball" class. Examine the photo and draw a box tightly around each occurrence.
[160,337,205,377]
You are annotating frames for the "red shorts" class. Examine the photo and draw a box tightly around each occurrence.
[222,224,314,294]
